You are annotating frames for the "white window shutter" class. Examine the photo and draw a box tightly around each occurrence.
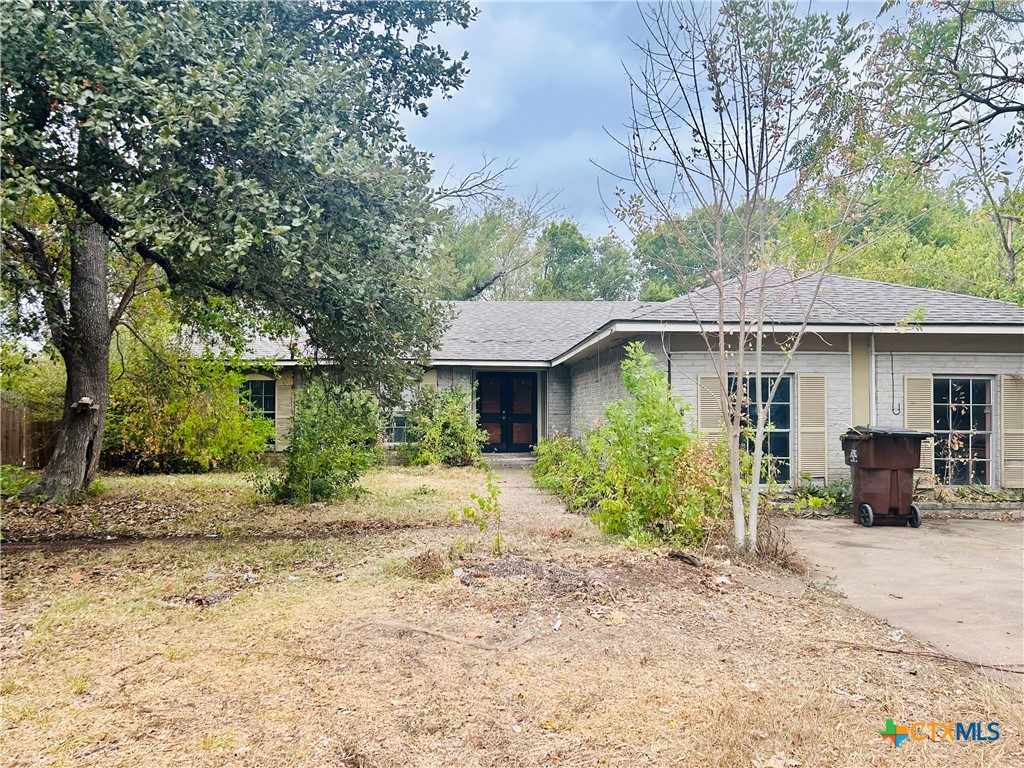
[903,375,934,475]
[796,374,828,483]
[275,371,294,451]
[697,375,725,438]
[1000,374,1024,489]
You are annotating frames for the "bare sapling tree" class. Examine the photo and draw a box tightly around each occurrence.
[616,0,900,550]
[953,113,1022,289]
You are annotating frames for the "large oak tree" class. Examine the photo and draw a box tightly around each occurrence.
[1,0,475,501]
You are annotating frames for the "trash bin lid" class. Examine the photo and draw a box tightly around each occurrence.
[843,426,933,438]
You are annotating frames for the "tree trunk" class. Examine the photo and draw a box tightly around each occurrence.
[746,429,765,553]
[21,223,111,503]
[728,427,745,549]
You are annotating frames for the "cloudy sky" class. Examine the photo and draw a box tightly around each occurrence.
[403,1,653,238]
[403,1,885,238]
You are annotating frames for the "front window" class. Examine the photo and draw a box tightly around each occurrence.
[933,377,991,485]
[386,413,409,445]
[241,378,276,423]
[729,374,792,484]
[386,386,419,446]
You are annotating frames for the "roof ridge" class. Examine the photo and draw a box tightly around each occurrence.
[820,271,1023,307]
[632,268,1023,322]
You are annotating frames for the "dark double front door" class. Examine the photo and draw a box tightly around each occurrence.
[476,372,537,452]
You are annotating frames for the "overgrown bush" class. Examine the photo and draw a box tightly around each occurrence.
[4,297,273,473]
[103,294,274,472]
[532,342,729,545]
[401,385,485,467]
[532,432,606,513]
[255,379,382,503]
[106,353,274,473]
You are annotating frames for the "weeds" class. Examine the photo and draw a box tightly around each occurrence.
[450,470,504,555]
[0,465,36,497]
[794,476,852,515]
[755,512,806,574]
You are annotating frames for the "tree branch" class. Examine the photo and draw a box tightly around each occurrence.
[109,259,155,331]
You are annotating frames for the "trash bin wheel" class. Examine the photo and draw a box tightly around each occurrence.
[858,503,874,527]
[908,504,922,528]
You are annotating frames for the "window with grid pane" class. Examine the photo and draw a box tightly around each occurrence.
[241,379,276,422]
[933,377,991,485]
[728,374,792,484]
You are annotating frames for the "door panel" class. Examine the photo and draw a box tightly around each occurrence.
[481,422,502,447]
[476,372,537,452]
[512,422,533,445]
[479,375,502,413]
[507,374,536,450]
[512,376,534,414]
[476,373,505,450]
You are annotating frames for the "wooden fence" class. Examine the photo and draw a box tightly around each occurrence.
[1,405,59,469]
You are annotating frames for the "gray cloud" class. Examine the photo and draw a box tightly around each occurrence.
[404,1,647,237]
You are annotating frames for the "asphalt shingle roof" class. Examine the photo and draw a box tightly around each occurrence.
[233,272,1023,364]
[435,301,648,362]
[633,270,1024,327]
[238,334,311,361]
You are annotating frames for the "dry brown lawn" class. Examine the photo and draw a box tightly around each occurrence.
[2,466,1021,767]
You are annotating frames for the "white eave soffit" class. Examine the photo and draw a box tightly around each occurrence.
[550,321,1024,367]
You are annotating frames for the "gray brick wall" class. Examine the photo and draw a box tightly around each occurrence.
[670,349,853,481]
[434,366,473,390]
[546,366,571,437]
[568,336,669,436]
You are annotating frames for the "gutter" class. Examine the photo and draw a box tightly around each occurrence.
[429,359,551,369]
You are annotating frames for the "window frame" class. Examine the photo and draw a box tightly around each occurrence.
[728,373,794,484]
[385,412,409,446]
[931,376,993,486]
[241,376,277,447]
[385,386,419,447]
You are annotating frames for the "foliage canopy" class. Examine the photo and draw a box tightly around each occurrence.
[2,0,474,499]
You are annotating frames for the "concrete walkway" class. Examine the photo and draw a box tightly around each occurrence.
[786,517,1024,688]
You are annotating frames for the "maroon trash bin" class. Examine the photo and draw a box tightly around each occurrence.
[841,427,931,528]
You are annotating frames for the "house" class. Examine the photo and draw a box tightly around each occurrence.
[244,271,1024,489]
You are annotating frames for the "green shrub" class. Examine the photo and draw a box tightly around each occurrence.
[106,354,274,473]
[1,465,36,497]
[531,432,606,513]
[105,294,274,473]
[401,385,485,467]
[257,379,382,504]
[532,342,728,545]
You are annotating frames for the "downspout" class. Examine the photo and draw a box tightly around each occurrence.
[664,330,672,392]
[869,334,877,426]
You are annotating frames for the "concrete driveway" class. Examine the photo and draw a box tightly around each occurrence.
[786,517,1024,688]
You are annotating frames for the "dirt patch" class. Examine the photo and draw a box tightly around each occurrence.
[485,555,599,596]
